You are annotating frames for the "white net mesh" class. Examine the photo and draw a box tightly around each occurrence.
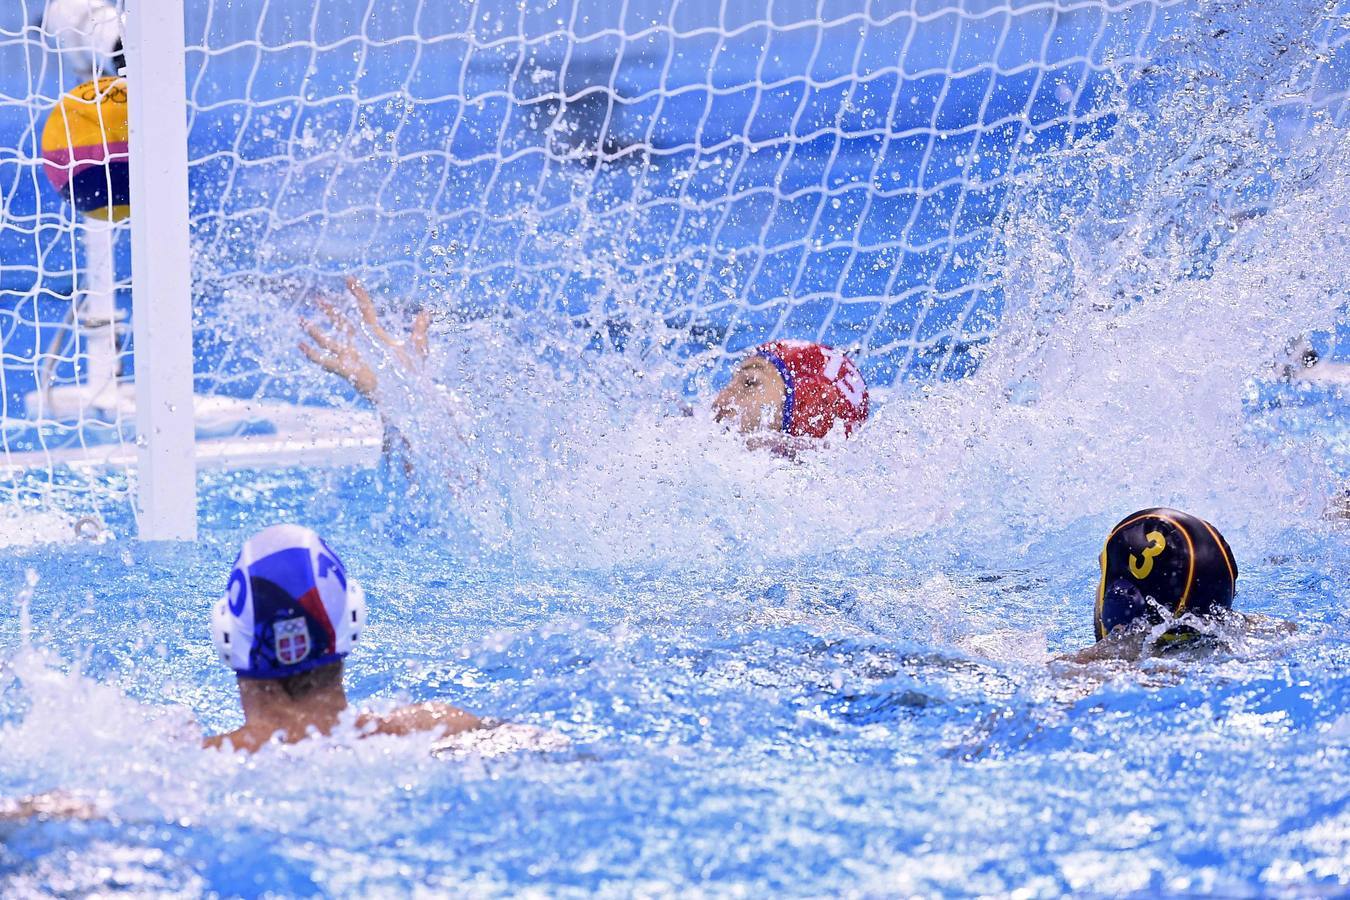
[0,1,132,535]
[187,0,1190,396]
[1,0,1347,534]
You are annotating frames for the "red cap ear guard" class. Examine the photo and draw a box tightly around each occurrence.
[754,340,869,438]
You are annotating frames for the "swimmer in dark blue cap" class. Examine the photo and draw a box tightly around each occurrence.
[205,524,481,752]
[1065,507,1294,663]
[1096,507,1238,644]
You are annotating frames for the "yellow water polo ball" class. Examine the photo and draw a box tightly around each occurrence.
[41,77,130,221]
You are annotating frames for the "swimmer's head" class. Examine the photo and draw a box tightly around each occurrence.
[713,354,787,433]
[713,340,869,438]
[211,524,365,679]
[1095,508,1237,641]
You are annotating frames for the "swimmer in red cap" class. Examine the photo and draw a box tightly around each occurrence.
[301,279,869,448]
[712,339,869,447]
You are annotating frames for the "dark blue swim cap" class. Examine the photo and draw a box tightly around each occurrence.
[1094,508,1237,641]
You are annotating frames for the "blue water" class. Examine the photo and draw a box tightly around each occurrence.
[0,424,1347,894]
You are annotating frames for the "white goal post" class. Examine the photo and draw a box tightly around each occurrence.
[0,0,1345,541]
[124,0,196,540]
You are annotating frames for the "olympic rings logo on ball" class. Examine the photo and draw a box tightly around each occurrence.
[75,82,126,104]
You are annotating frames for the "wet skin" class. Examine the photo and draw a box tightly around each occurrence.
[712,355,787,434]
[203,666,480,754]
[301,279,790,437]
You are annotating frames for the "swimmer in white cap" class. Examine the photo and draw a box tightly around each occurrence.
[300,278,870,453]
[205,523,481,752]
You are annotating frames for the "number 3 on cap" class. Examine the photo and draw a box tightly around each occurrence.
[1129,530,1166,579]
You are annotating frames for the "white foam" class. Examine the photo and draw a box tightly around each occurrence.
[374,99,1350,569]
[0,508,87,548]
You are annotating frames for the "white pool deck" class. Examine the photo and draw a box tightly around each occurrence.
[1,392,383,473]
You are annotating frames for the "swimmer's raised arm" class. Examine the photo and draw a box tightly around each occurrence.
[302,285,874,467]
[299,276,431,405]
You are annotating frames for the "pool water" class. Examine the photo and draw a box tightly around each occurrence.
[0,376,1347,895]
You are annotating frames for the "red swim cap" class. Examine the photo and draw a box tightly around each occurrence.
[754,340,869,438]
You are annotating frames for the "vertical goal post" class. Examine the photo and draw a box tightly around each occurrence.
[125,0,197,541]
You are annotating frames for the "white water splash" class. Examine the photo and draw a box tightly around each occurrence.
[236,2,1350,569]
[383,125,1348,567]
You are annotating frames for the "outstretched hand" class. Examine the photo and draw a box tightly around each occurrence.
[300,277,431,402]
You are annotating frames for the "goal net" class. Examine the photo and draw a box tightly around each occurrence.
[0,0,1346,538]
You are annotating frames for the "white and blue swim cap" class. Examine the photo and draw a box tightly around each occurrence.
[211,524,365,679]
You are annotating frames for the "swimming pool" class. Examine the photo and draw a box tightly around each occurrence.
[0,409,1346,895]
[2,0,1350,894]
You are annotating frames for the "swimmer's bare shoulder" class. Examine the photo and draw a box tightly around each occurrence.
[359,702,482,739]
[203,725,274,753]
[0,790,101,823]
[202,730,233,751]
[1054,627,1150,665]
[1054,612,1297,666]
[1237,611,1297,637]
[203,703,482,751]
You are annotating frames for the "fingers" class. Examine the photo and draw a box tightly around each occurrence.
[330,276,430,366]
[298,340,337,372]
[300,318,345,354]
[314,296,356,337]
[301,338,377,398]
[411,310,431,358]
[346,276,395,345]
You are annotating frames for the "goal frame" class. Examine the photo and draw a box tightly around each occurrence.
[125,0,196,541]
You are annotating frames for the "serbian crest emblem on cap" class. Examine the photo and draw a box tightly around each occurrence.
[274,616,311,666]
